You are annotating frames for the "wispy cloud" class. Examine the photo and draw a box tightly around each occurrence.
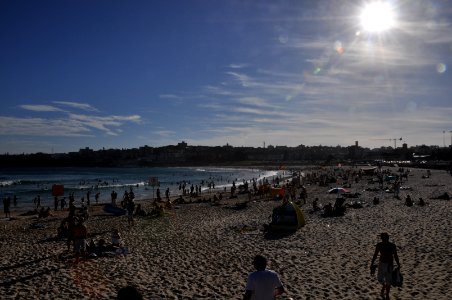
[159,94,183,100]
[53,101,99,112]
[0,116,93,137]
[154,130,176,137]
[225,72,255,87]
[68,114,141,136]
[229,63,249,69]
[1,103,142,138]
[20,105,63,112]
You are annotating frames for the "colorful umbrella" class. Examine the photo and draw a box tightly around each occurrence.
[328,187,350,194]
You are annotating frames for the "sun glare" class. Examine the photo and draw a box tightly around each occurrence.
[360,2,396,33]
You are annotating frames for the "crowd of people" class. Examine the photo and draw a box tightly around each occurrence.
[2,166,450,299]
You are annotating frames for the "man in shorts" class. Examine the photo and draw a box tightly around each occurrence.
[243,255,285,300]
[370,233,401,299]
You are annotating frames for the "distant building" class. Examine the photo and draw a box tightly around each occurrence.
[177,141,188,149]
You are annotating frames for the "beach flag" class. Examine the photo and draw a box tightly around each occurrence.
[149,177,159,187]
[52,184,64,197]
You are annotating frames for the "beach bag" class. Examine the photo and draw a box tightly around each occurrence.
[392,267,403,287]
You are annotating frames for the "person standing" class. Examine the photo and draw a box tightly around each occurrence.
[127,199,135,226]
[60,197,66,211]
[111,190,117,206]
[393,179,401,199]
[243,255,285,300]
[54,196,59,211]
[165,188,170,201]
[370,233,401,300]
[3,196,11,218]
[86,190,90,206]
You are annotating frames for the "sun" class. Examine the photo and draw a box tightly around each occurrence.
[359,2,396,33]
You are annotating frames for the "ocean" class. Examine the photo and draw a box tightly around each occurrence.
[0,167,281,211]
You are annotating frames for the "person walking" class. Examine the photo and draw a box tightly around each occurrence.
[243,255,285,300]
[370,233,401,300]
[393,179,401,199]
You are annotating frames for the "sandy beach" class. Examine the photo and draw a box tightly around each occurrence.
[0,166,450,299]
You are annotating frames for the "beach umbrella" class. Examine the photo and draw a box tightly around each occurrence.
[328,187,350,194]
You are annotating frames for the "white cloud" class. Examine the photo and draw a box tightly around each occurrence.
[68,114,142,136]
[0,108,142,138]
[0,116,93,137]
[20,105,63,112]
[225,71,255,87]
[159,94,183,100]
[53,101,99,112]
[229,63,249,69]
[154,130,176,137]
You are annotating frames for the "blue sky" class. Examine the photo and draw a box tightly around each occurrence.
[1,0,451,154]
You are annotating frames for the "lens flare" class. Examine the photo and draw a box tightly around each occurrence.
[334,41,344,54]
[436,63,447,73]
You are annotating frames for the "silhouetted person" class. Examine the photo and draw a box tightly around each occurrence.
[3,196,11,218]
[312,197,320,211]
[405,195,413,207]
[418,198,425,206]
[370,233,401,300]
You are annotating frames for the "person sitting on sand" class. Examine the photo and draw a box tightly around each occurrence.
[323,202,333,217]
[134,204,147,216]
[150,200,164,216]
[370,233,401,300]
[404,195,413,207]
[164,199,172,209]
[243,255,285,300]
[86,239,97,256]
[312,198,320,211]
[38,207,51,218]
[91,238,108,256]
[57,219,69,238]
[111,229,122,247]
[418,198,426,206]
[174,195,185,204]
